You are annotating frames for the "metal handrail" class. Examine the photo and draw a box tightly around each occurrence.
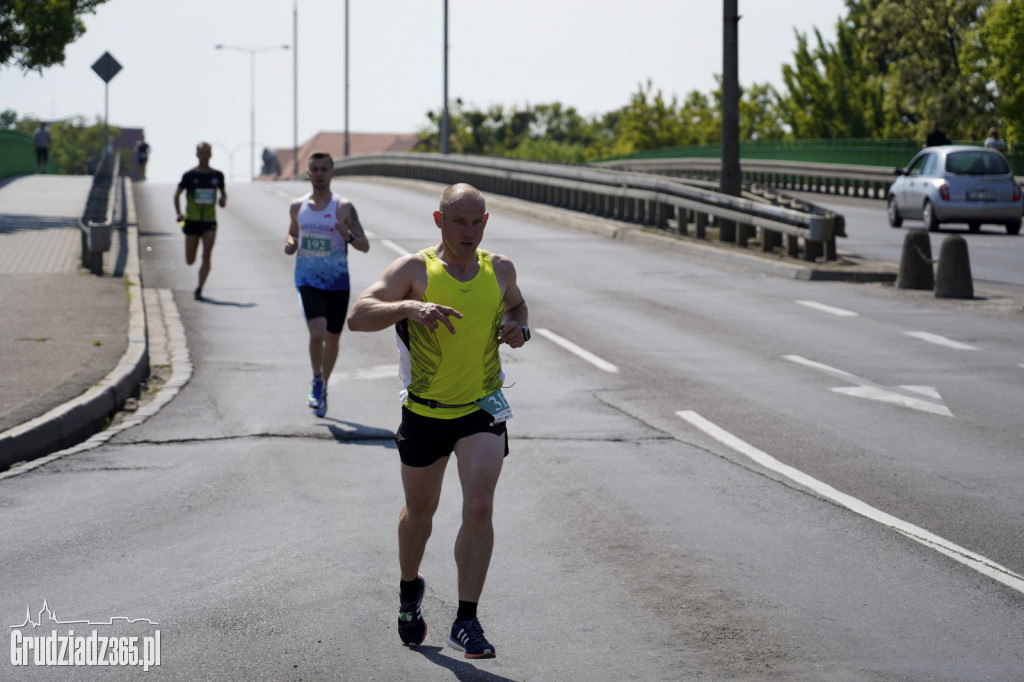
[79,149,120,274]
[331,152,840,260]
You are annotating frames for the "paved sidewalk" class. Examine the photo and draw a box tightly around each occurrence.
[0,174,148,470]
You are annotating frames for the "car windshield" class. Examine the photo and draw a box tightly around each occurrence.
[945,151,1010,176]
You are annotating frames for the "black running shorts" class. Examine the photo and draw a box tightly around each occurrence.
[181,221,217,236]
[395,406,509,468]
[298,286,350,334]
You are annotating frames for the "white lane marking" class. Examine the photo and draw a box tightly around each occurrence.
[904,331,979,351]
[381,239,410,257]
[784,355,952,417]
[676,410,1024,595]
[535,328,619,374]
[795,300,858,317]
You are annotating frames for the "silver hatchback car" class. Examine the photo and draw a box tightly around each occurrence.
[887,145,1022,235]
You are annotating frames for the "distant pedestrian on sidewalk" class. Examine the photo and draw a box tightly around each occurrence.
[135,135,150,180]
[33,122,51,172]
[925,121,951,148]
[173,142,227,300]
[984,128,1006,153]
[283,152,369,417]
[347,183,530,659]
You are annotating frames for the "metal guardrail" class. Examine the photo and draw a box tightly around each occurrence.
[332,153,841,261]
[80,149,120,275]
[593,157,897,200]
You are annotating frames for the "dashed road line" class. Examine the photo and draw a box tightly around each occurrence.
[535,328,619,374]
[795,300,858,317]
[381,238,409,257]
[904,331,979,351]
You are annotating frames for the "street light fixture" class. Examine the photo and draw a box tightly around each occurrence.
[215,43,290,181]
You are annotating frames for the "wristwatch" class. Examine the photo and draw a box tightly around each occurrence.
[521,325,531,342]
[346,232,356,243]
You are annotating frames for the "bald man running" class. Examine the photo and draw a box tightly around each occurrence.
[347,183,530,659]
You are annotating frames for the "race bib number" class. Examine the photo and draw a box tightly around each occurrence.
[475,389,514,424]
[301,235,331,257]
[194,188,216,205]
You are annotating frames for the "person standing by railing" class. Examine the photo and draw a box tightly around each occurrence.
[925,121,951,148]
[33,122,51,173]
[984,128,1006,153]
[135,135,150,180]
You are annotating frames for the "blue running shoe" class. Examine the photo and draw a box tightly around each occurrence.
[314,390,328,418]
[308,376,324,409]
[448,617,495,659]
[398,575,427,647]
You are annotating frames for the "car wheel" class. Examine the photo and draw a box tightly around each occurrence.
[968,221,981,233]
[922,201,940,232]
[887,197,902,227]
[1007,220,1021,236]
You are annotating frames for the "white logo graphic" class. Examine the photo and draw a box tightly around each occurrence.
[10,600,160,672]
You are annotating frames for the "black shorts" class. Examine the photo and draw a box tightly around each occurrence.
[298,286,350,334]
[182,221,217,236]
[395,406,509,468]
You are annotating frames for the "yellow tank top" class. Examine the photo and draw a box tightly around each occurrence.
[398,247,505,419]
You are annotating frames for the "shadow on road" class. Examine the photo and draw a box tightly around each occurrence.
[196,296,257,308]
[325,422,396,448]
[410,645,517,681]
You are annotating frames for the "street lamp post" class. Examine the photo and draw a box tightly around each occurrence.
[210,141,259,182]
[441,0,450,154]
[215,43,289,181]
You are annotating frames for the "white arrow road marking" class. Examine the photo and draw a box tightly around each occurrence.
[536,328,619,373]
[783,354,953,417]
[676,410,1024,595]
[904,331,979,351]
[795,300,859,317]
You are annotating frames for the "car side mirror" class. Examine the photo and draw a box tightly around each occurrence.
[894,168,907,177]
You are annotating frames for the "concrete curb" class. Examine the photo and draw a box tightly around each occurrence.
[0,178,148,471]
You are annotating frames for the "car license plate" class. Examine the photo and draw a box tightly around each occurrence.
[967,190,997,201]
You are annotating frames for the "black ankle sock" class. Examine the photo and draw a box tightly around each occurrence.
[399,579,420,602]
[456,600,477,621]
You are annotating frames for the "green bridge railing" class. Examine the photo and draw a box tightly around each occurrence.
[0,130,53,178]
[608,138,1024,175]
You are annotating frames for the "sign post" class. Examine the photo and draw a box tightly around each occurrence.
[91,52,123,152]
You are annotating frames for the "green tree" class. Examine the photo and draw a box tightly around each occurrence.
[778,24,885,139]
[1,0,110,72]
[739,83,786,141]
[967,0,1024,144]
[678,89,720,144]
[851,0,993,141]
[607,81,688,157]
[15,113,113,173]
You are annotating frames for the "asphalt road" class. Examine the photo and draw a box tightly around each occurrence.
[798,190,1024,291]
[2,178,1022,681]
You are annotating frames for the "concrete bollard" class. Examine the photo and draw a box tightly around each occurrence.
[935,234,974,299]
[897,229,934,290]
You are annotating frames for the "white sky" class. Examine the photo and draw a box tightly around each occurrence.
[1,0,847,183]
